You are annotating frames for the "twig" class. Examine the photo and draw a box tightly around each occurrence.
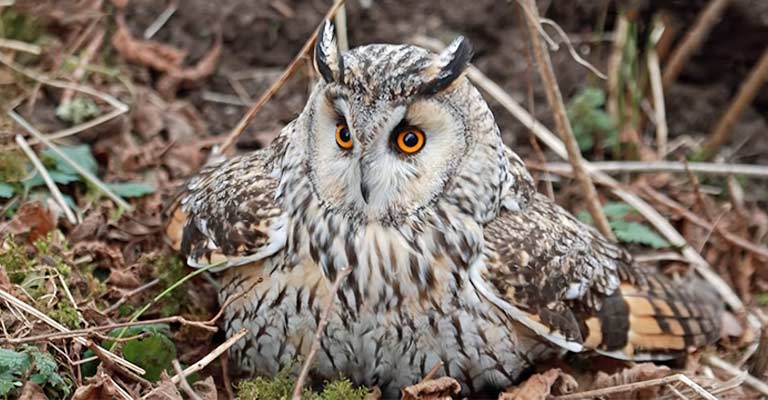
[647,21,668,158]
[334,3,349,52]
[102,278,161,314]
[291,267,353,400]
[607,13,629,122]
[168,328,248,385]
[219,0,347,154]
[519,0,615,241]
[0,288,146,376]
[173,360,203,400]
[539,18,607,79]
[640,185,768,260]
[456,57,746,312]
[14,134,78,224]
[0,54,130,143]
[0,38,41,55]
[60,27,105,105]
[662,0,733,88]
[9,110,133,211]
[552,373,717,400]
[749,322,768,378]
[1,313,219,345]
[701,48,768,159]
[705,354,768,396]
[538,160,768,178]
[143,0,178,40]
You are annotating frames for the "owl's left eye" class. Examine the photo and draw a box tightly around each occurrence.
[336,123,353,150]
[394,128,426,154]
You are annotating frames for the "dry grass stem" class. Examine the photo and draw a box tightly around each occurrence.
[553,373,717,400]
[705,354,768,396]
[520,0,616,241]
[539,160,768,178]
[167,328,248,386]
[9,110,134,211]
[14,134,78,224]
[0,54,130,143]
[219,0,348,154]
[662,0,733,88]
[173,359,203,400]
[0,288,146,376]
[0,38,41,54]
[647,23,668,158]
[143,0,178,40]
[292,267,353,399]
[640,184,768,260]
[702,48,768,159]
[60,28,105,105]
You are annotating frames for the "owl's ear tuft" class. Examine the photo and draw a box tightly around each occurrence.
[314,20,344,83]
[421,36,473,95]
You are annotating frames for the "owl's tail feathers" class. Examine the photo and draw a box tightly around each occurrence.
[583,278,722,361]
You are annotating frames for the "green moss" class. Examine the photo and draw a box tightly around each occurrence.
[237,365,369,400]
[0,149,28,184]
[0,236,30,284]
[0,9,42,43]
[49,301,80,329]
[151,254,188,317]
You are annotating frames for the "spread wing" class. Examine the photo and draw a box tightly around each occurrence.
[477,193,722,360]
[165,135,289,271]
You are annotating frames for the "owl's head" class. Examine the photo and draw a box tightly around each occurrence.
[301,22,511,223]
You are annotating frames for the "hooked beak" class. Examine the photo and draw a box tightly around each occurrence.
[359,162,370,204]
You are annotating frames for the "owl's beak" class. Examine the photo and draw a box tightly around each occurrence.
[358,162,370,203]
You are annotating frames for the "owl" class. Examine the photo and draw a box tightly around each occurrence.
[166,22,722,397]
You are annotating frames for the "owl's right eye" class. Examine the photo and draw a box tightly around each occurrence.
[336,123,353,150]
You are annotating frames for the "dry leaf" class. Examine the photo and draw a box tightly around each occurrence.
[500,369,576,400]
[0,201,56,243]
[18,382,47,400]
[145,374,183,400]
[72,371,117,400]
[401,377,461,400]
[74,241,127,270]
[112,15,187,73]
[192,377,217,400]
[157,34,223,99]
[591,363,671,400]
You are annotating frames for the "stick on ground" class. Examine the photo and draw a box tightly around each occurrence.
[519,0,615,241]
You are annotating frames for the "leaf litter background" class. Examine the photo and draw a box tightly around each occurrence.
[1,0,768,399]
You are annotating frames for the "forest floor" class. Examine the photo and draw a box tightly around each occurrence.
[1,0,767,399]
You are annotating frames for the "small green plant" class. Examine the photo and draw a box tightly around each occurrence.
[579,202,669,248]
[567,87,618,153]
[237,364,369,400]
[0,345,71,398]
[56,97,101,125]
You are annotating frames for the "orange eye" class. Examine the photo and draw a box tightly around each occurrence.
[395,128,425,154]
[335,123,353,150]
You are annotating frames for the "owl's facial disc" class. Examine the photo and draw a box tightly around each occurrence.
[308,91,468,221]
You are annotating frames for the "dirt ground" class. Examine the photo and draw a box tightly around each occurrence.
[2,0,768,398]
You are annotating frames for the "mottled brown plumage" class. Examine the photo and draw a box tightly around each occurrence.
[166,22,722,397]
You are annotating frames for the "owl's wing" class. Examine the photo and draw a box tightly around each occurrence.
[477,193,722,360]
[165,138,288,271]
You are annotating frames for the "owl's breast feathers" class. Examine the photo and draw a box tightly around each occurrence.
[166,147,722,360]
[480,192,722,359]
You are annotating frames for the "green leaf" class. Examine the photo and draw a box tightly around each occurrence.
[42,144,97,176]
[0,182,14,198]
[26,346,66,391]
[106,182,156,198]
[610,220,669,249]
[23,170,81,190]
[0,348,30,396]
[121,332,177,382]
[602,202,634,220]
[56,97,101,125]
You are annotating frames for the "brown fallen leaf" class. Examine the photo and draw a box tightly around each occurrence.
[112,14,187,73]
[591,363,671,400]
[401,376,461,400]
[500,369,577,400]
[157,33,223,99]
[72,371,118,400]
[192,377,217,400]
[145,374,183,400]
[0,201,56,243]
[18,381,47,400]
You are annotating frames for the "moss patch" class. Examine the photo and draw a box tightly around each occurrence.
[237,365,370,400]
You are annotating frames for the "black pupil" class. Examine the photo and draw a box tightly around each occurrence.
[339,126,350,142]
[403,132,419,147]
